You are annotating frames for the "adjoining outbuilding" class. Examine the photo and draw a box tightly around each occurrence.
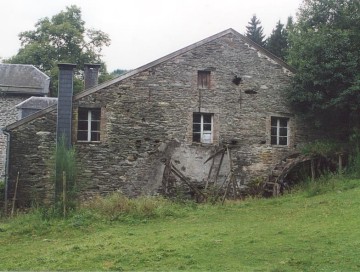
[0,64,50,179]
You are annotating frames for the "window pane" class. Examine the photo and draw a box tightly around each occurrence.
[91,132,100,141]
[280,118,288,127]
[193,124,201,132]
[279,137,288,145]
[203,114,212,123]
[271,127,277,136]
[280,128,288,137]
[271,136,277,145]
[91,121,100,131]
[77,131,88,141]
[203,124,212,131]
[202,133,212,143]
[78,109,88,120]
[92,109,101,120]
[271,117,277,126]
[193,113,201,123]
[78,120,88,130]
[193,133,201,142]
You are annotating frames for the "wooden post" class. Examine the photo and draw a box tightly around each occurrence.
[214,150,225,185]
[63,171,66,218]
[11,172,20,217]
[338,154,343,175]
[205,157,215,190]
[311,159,315,181]
[226,146,237,199]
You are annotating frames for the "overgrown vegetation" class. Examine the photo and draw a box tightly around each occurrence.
[1,177,360,271]
[287,0,360,135]
[51,135,78,216]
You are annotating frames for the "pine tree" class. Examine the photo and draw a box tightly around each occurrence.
[245,15,266,46]
[265,20,288,60]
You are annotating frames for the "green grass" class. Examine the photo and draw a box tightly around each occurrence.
[1,177,360,271]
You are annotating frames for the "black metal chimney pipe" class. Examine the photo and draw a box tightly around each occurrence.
[84,63,101,90]
[57,63,76,148]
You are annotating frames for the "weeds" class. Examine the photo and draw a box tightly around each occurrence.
[81,193,193,222]
[2,179,360,271]
[294,172,360,197]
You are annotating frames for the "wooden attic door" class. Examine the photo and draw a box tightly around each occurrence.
[198,71,211,89]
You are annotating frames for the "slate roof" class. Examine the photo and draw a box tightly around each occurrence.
[16,96,57,109]
[0,64,50,95]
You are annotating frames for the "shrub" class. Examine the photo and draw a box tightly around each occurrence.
[301,139,343,157]
[81,193,191,222]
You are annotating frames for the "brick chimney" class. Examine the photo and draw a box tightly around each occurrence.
[84,63,101,89]
[57,63,76,148]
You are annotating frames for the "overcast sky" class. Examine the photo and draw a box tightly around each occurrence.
[1,0,303,72]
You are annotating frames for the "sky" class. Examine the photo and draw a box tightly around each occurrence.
[0,0,303,72]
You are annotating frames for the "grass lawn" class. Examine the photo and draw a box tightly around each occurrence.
[1,177,360,271]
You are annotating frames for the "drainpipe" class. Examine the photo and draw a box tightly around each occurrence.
[2,128,10,214]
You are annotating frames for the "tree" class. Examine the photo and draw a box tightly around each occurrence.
[287,0,360,137]
[245,15,266,46]
[265,20,288,60]
[111,69,130,78]
[5,5,111,95]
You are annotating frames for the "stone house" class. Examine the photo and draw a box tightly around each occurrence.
[2,29,319,206]
[0,64,50,180]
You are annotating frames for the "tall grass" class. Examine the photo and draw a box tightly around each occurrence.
[1,179,360,271]
[293,172,360,198]
[82,193,194,222]
[52,135,78,214]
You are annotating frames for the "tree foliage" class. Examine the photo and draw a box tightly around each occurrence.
[265,20,288,60]
[5,5,111,95]
[287,0,360,137]
[245,15,266,46]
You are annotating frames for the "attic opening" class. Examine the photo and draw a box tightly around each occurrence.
[197,71,211,89]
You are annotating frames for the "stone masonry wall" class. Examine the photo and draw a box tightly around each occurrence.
[6,32,322,205]
[0,94,30,179]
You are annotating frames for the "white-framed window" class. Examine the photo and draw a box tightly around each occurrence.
[193,112,213,144]
[197,70,211,89]
[271,117,289,146]
[77,108,101,142]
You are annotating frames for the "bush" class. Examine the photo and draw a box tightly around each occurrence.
[301,139,343,157]
[81,193,192,222]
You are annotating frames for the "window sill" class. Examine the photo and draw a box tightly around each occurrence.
[76,141,101,144]
[191,142,214,147]
[270,144,290,148]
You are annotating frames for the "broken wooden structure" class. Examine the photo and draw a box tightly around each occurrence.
[162,147,346,202]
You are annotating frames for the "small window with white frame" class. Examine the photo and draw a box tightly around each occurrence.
[77,108,101,142]
[271,117,289,146]
[193,112,213,144]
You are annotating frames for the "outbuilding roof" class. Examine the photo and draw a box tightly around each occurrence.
[0,64,50,95]
[15,96,57,109]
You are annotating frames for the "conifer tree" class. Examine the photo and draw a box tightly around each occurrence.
[265,20,288,60]
[245,15,266,46]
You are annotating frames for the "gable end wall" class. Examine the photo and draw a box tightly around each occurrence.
[5,33,321,205]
